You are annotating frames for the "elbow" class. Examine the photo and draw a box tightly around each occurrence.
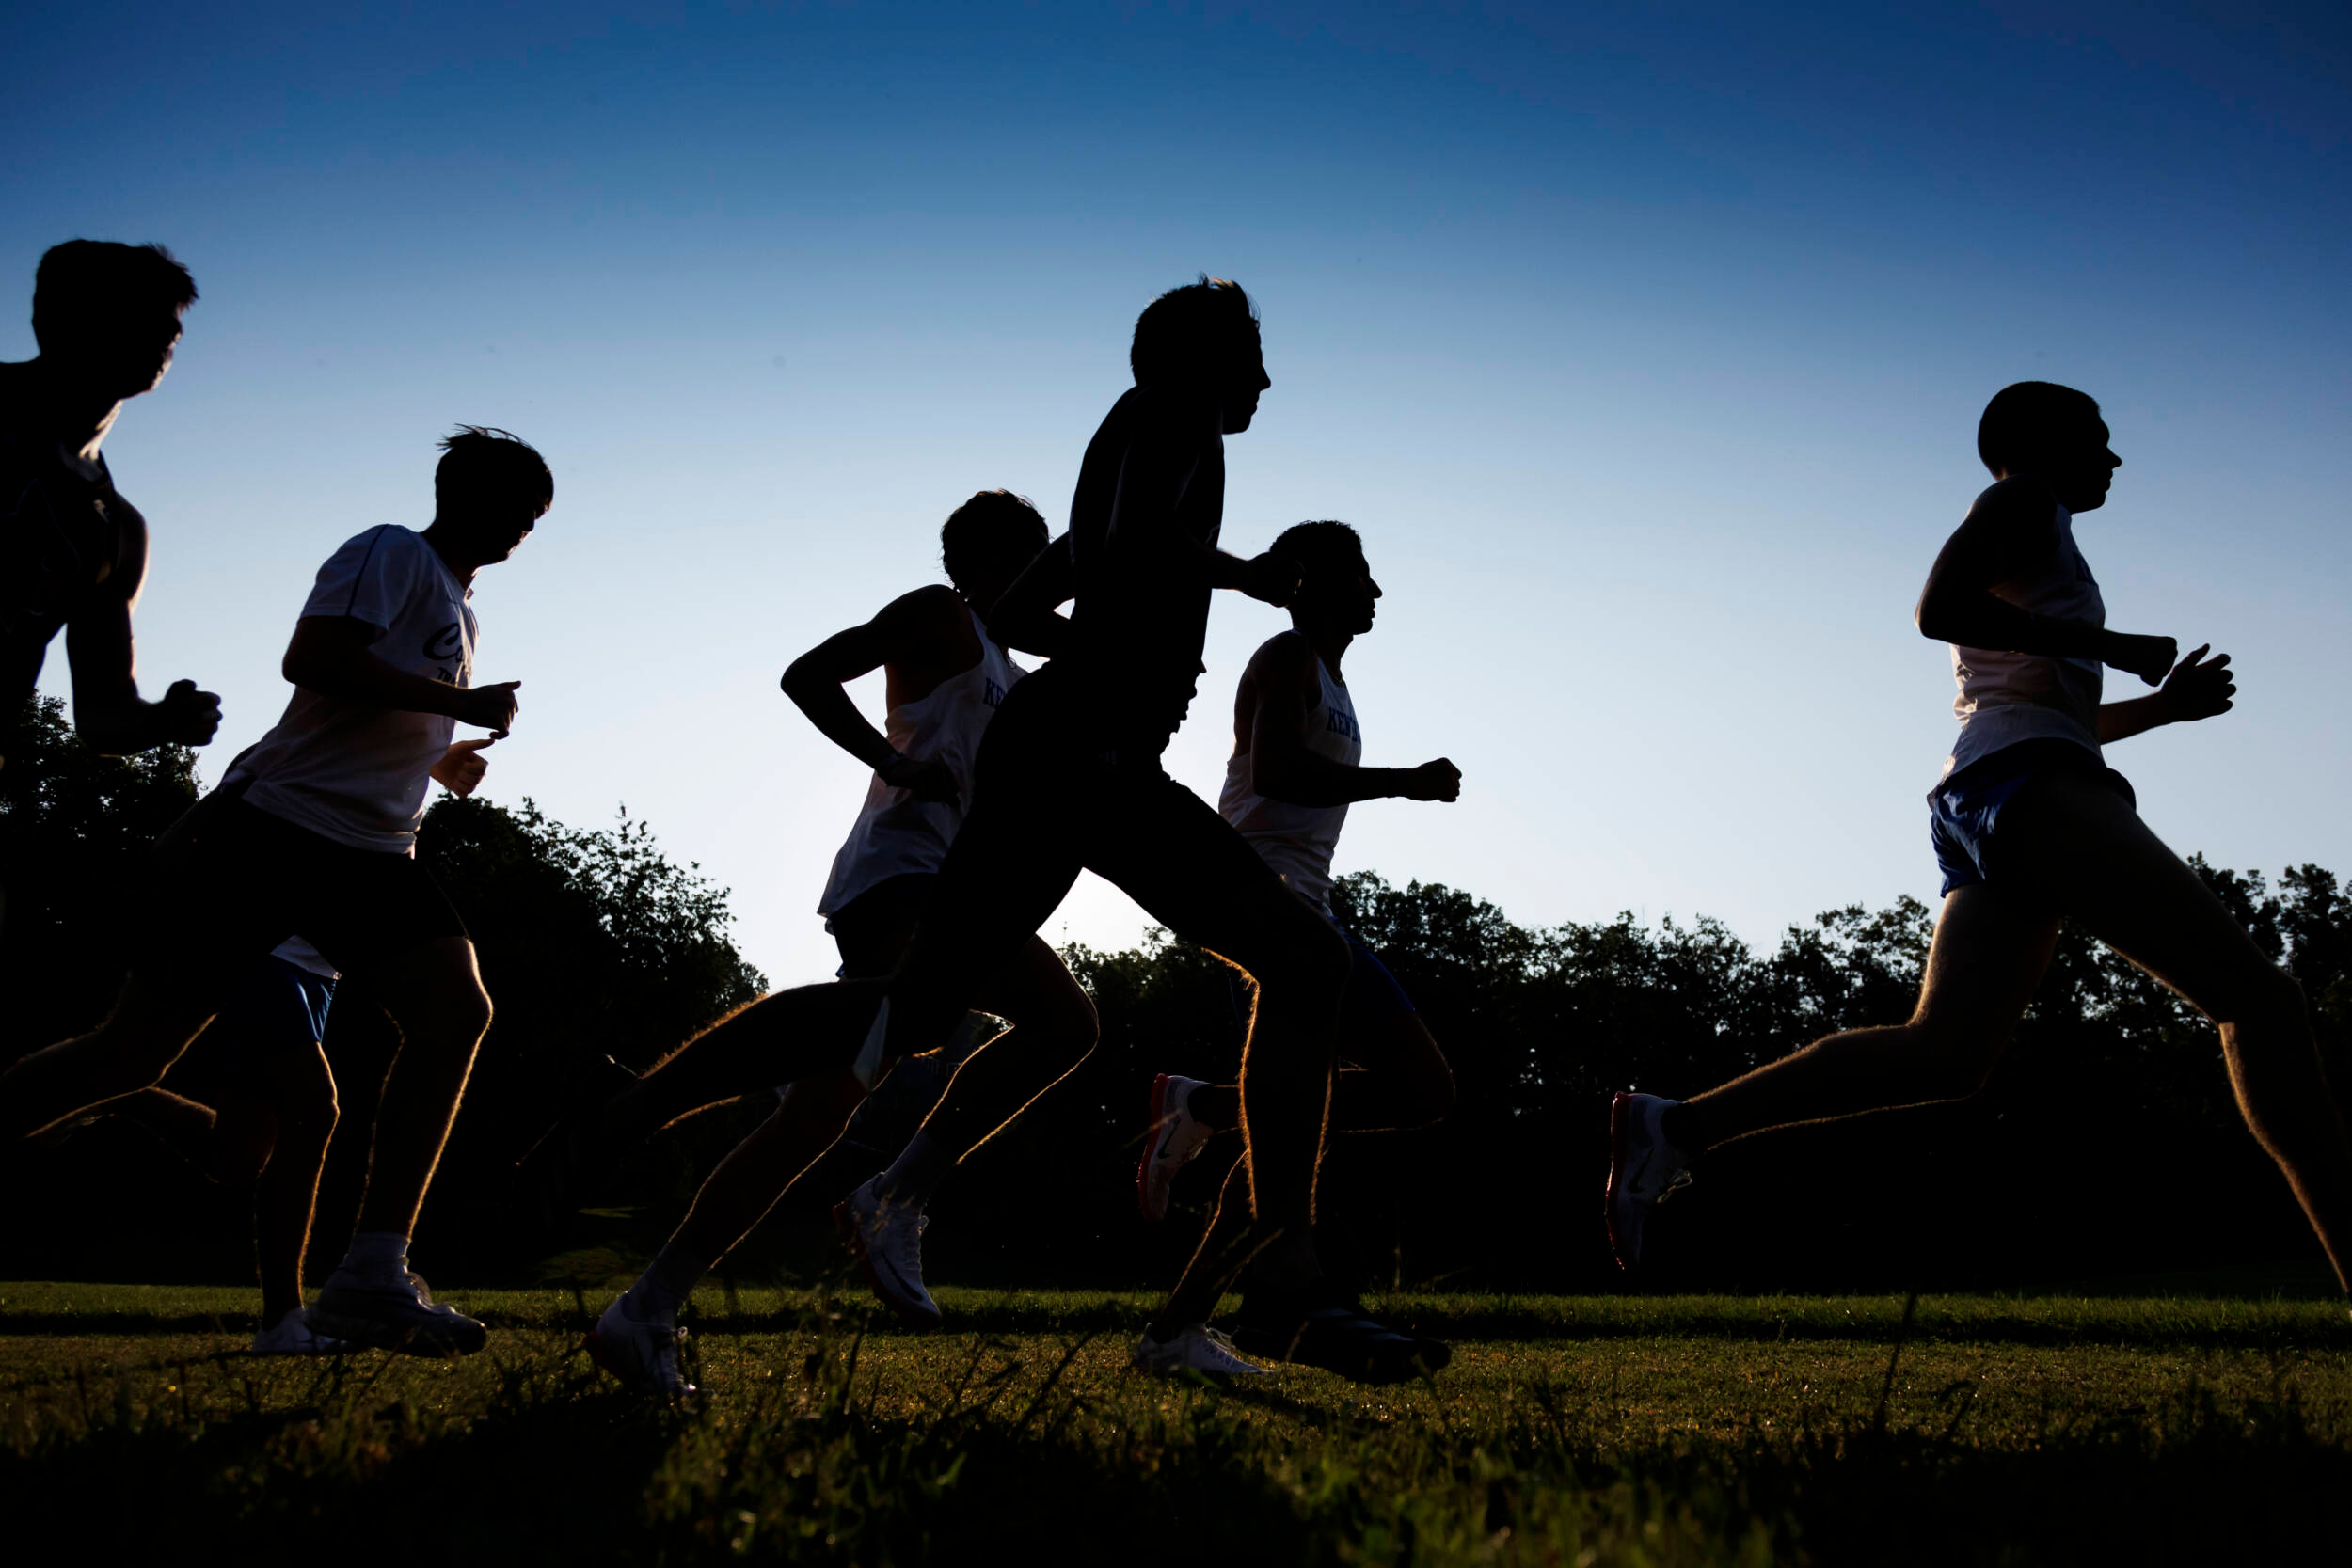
[780,656,829,705]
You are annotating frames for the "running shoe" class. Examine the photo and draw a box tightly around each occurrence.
[1130,1323,1267,1379]
[1230,1290,1450,1385]
[1137,1073,1213,1222]
[834,1176,944,1328]
[310,1267,487,1356]
[1605,1090,1693,1271]
[250,1307,353,1356]
[586,1294,695,1399]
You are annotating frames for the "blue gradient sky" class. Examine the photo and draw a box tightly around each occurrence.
[8,2,2348,988]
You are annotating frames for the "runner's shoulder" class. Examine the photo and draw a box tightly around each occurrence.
[1246,627,1318,686]
[1963,476,2064,537]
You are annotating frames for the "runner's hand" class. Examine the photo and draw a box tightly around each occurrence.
[1241,552,1305,609]
[1400,758,1462,802]
[2157,644,2234,723]
[457,680,521,736]
[881,753,960,805]
[155,679,222,745]
[2102,631,2177,687]
[432,737,497,798]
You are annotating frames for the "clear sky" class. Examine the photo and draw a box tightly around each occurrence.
[8,2,2348,990]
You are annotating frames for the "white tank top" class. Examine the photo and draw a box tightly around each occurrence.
[817,608,1025,916]
[1219,639,1361,913]
[1943,501,2105,780]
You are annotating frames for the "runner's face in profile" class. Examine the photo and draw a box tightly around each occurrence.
[1304,553,1379,636]
[1219,327,1271,434]
[2046,419,2122,514]
[442,493,543,564]
[56,301,184,400]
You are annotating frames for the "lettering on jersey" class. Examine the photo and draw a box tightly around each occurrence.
[424,622,465,661]
[984,677,1007,708]
[1325,705,1360,743]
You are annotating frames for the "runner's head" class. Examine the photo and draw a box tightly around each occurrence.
[1978,382,2120,513]
[31,240,198,401]
[940,489,1049,616]
[432,426,552,566]
[1131,277,1270,434]
[1271,519,1378,637]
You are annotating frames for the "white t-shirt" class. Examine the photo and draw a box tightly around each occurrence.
[1942,502,2105,780]
[272,936,340,982]
[1219,641,1362,914]
[229,525,475,853]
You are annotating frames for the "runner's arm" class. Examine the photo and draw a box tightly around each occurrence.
[986,534,1074,658]
[1108,396,1300,606]
[282,616,514,731]
[2098,644,2234,744]
[1915,479,2175,685]
[1243,638,1459,807]
[63,517,221,752]
[781,585,962,799]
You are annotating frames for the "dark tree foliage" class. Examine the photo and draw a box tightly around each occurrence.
[5,687,2348,1292]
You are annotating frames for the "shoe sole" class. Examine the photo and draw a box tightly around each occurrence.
[310,1304,487,1357]
[1604,1091,1638,1271]
[1232,1320,1448,1386]
[1137,1073,1174,1223]
[833,1200,945,1330]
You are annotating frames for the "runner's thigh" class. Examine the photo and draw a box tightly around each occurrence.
[1082,772,1310,976]
[1911,882,2064,1040]
[966,932,1098,1035]
[1994,770,2280,1020]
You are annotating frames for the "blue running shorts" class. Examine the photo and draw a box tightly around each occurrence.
[1928,736,2136,896]
[212,953,339,1078]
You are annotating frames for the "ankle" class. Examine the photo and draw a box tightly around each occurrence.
[338,1230,410,1284]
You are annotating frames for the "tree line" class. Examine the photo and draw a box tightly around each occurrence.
[6,694,2345,1292]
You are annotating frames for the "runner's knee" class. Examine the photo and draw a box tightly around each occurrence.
[2204,964,2307,1034]
[391,979,493,1052]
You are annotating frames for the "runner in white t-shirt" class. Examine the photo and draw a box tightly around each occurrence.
[566,491,1098,1397]
[56,741,494,1353]
[0,426,545,1355]
[1604,384,2352,1307]
[1136,525,1463,1317]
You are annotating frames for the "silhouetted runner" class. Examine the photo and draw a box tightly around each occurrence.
[1136,521,1458,1375]
[48,741,495,1354]
[1606,383,2352,1303]
[0,426,543,1354]
[579,279,1429,1393]
[1,241,219,773]
[579,492,1097,1395]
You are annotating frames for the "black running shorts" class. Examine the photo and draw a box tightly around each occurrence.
[130,792,469,1006]
[922,661,1284,959]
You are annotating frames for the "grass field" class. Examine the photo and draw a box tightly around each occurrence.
[3,1279,2347,1565]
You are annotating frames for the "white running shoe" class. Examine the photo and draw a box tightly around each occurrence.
[1131,1323,1267,1379]
[834,1177,943,1328]
[586,1294,695,1399]
[1605,1091,1693,1271]
[311,1267,488,1356]
[250,1307,353,1356]
[1137,1073,1213,1223]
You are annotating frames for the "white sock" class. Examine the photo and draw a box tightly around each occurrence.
[340,1231,410,1284]
[620,1241,707,1326]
